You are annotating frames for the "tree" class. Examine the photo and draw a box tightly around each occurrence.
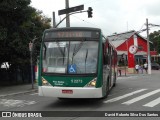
[0,0,51,84]
[149,30,160,54]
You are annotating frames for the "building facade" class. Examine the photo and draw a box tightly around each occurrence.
[107,30,154,73]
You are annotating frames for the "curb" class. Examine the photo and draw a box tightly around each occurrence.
[0,89,38,98]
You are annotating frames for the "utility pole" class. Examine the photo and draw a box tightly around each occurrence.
[65,0,70,27]
[29,41,34,89]
[146,18,151,74]
[52,11,56,28]
[29,37,38,89]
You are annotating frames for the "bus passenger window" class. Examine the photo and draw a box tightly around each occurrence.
[102,45,107,65]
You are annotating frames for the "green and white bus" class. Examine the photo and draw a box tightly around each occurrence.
[38,27,117,98]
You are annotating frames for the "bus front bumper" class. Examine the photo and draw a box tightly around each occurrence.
[38,86,103,98]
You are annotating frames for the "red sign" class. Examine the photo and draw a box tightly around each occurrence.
[127,40,135,68]
[129,45,138,54]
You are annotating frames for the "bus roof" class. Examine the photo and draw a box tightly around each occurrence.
[43,27,102,39]
[44,27,101,32]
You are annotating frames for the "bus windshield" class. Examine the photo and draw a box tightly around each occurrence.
[42,40,98,74]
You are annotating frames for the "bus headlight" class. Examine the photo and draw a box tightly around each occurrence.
[85,78,97,87]
[42,77,51,86]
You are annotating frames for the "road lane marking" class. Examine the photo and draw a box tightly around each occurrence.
[0,99,36,107]
[103,89,147,103]
[122,89,160,105]
[30,93,38,95]
[0,90,37,98]
[143,97,160,107]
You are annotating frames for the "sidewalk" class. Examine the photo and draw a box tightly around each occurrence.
[117,68,149,77]
[0,83,38,98]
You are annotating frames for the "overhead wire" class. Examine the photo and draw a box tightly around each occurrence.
[71,14,113,35]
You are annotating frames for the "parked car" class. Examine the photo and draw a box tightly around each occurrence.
[151,63,160,70]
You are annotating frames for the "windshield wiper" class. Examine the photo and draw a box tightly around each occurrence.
[85,49,88,73]
[56,41,65,56]
[71,39,85,63]
[55,41,66,65]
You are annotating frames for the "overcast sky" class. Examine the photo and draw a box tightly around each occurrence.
[30,0,160,36]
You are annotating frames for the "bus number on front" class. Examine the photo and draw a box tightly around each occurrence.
[71,79,83,84]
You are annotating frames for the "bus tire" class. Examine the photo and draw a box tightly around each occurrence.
[106,77,110,95]
[113,72,116,87]
[102,77,110,99]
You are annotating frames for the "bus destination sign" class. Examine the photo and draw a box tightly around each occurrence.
[44,31,99,39]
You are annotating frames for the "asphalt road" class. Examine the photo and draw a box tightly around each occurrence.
[0,70,160,120]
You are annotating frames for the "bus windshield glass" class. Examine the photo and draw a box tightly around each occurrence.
[42,40,98,74]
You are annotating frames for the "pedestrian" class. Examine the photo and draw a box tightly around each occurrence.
[144,62,148,73]
[135,63,139,74]
[139,64,143,74]
[118,59,122,76]
[118,69,121,76]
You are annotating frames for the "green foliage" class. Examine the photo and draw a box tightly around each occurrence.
[0,0,51,69]
[149,30,160,54]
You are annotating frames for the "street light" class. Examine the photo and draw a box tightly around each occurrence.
[29,37,38,89]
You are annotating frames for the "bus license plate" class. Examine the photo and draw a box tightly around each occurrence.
[62,90,73,94]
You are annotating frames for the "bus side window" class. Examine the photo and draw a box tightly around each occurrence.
[107,45,111,65]
[103,43,109,65]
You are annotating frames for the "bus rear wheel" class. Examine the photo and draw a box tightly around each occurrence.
[113,72,116,87]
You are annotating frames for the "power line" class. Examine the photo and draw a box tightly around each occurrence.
[71,15,113,34]
[149,23,160,27]
[72,15,97,26]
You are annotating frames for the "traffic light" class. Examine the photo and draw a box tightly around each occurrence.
[87,7,93,18]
